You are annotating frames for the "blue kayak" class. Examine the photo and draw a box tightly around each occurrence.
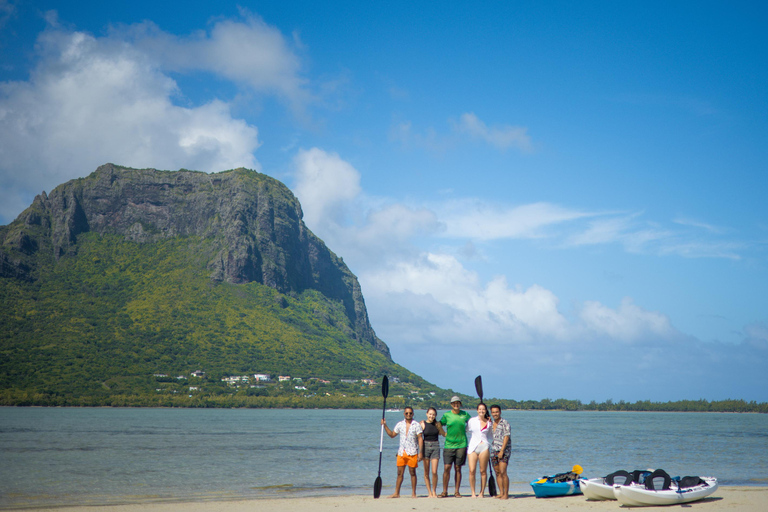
[530,478,585,498]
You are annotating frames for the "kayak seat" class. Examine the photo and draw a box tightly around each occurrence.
[631,469,652,484]
[605,470,633,486]
[645,469,672,491]
[679,476,706,488]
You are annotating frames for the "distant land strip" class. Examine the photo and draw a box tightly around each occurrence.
[1,390,765,412]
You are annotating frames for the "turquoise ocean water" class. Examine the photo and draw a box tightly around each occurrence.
[1,407,766,508]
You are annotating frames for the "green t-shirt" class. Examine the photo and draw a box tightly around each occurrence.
[440,410,471,449]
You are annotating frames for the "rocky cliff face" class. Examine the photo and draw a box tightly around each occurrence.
[0,163,390,358]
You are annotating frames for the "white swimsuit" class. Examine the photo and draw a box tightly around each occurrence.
[466,416,492,454]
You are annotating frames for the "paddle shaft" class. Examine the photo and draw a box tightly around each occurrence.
[376,376,389,477]
[377,402,385,475]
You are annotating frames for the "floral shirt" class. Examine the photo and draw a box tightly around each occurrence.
[393,419,423,456]
[491,418,511,455]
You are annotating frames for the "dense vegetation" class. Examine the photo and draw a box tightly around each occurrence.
[2,232,766,412]
[0,233,431,405]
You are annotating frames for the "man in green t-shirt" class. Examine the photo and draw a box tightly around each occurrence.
[439,396,471,497]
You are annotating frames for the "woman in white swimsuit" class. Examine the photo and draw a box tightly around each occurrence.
[465,402,492,498]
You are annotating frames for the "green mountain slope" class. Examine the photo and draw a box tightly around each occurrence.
[0,165,434,407]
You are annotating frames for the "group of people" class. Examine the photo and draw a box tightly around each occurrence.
[381,396,511,499]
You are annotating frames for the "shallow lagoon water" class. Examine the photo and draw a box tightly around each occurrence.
[1,407,766,508]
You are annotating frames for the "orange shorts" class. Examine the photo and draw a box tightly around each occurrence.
[396,453,419,468]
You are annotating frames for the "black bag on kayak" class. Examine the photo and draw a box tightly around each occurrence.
[679,476,707,488]
[645,469,672,491]
[549,471,580,483]
[605,470,632,486]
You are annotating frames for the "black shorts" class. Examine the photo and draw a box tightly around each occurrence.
[443,447,467,467]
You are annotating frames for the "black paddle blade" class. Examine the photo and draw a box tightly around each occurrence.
[474,375,483,400]
[489,475,497,497]
[373,476,382,498]
[381,375,389,398]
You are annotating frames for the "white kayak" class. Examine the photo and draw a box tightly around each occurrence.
[580,470,643,501]
[613,477,718,507]
[579,478,617,500]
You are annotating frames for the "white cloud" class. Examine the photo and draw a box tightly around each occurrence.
[364,253,685,348]
[567,215,638,246]
[567,213,742,259]
[118,11,310,113]
[389,120,449,154]
[673,217,723,233]
[0,20,270,223]
[391,112,533,154]
[454,112,532,152]
[292,147,443,270]
[292,148,361,229]
[357,204,441,249]
[577,297,677,343]
[290,148,691,354]
[0,0,15,28]
[439,200,594,240]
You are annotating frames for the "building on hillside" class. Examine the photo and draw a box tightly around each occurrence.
[191,370,205,378]
[253,374,271,382]
[278,376,291,382]
[222,376,250,385]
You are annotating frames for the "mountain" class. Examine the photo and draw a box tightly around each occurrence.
[0,164,435,407]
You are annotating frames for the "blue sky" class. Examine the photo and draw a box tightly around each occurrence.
[2,1,767,402]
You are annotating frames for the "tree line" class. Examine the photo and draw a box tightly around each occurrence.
[2,388,765,413]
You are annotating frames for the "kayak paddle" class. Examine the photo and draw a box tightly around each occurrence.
[474,375,483,403]
[488,464,498,497]
[373,375,389,498]
[474,375,497,496]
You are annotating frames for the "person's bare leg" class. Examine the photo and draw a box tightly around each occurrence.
[430,458,439,497]
[422,459,432,497]
[408,466,418,498]
[498,461,509,499]
[477,449,490,497]
[467,451,478,497]
[390,466,405,498]
[442,463,452,495]
[455,466,463,496]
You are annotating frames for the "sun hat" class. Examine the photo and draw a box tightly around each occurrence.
[450,396,462,403]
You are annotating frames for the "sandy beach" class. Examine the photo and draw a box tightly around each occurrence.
[12,487,767,512]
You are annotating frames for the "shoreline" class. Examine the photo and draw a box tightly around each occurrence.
[5,486,768,512]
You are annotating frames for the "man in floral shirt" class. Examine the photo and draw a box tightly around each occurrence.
[382,407,424,497]
[490,404,511,499]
